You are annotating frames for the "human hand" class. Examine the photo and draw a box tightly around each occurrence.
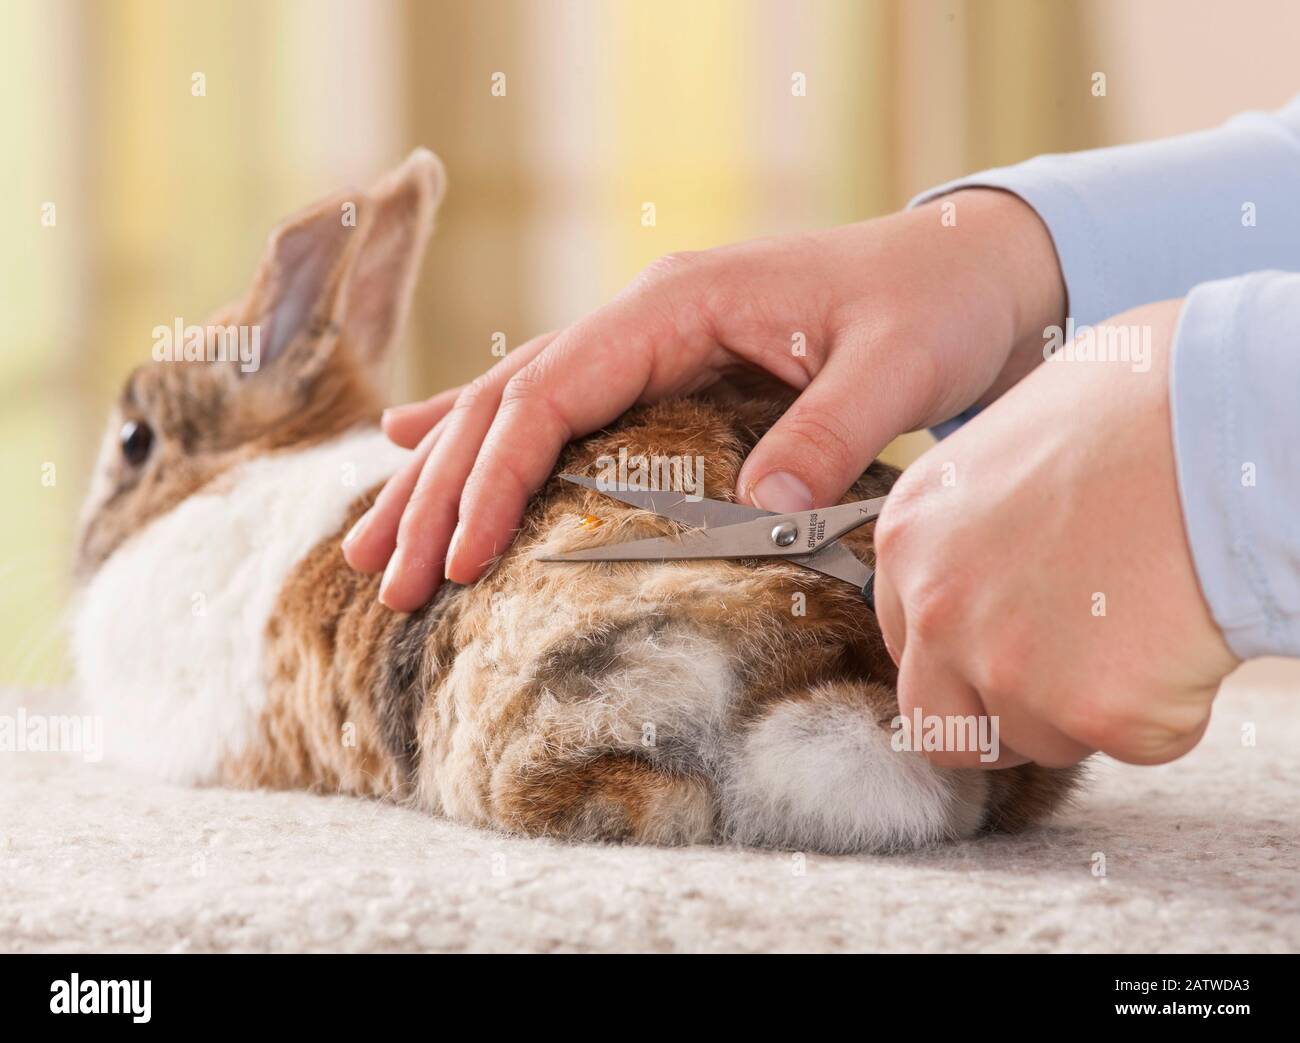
[344,189,1066,611]
[872,298,1239,768]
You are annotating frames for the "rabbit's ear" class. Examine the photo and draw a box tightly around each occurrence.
[342,148,446,375]
[238,149,444,389]
[241,188,370,381]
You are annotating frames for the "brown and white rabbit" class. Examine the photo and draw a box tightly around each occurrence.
[72,149,1080,854]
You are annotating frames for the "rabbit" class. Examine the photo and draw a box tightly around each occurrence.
[72,149,1081,854]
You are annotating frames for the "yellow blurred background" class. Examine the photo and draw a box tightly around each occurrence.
[3,0,1298,685]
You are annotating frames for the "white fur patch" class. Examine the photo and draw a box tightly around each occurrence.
[723,694,989,853]
[72,428,407,784]
[568,623,736,763]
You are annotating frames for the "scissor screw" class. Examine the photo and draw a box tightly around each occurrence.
[771,522,798,547]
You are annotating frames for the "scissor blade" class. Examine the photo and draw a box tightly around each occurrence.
[536,528,753,562]
[794,496,889,552]
[631,495,889,559]
[558,474,769,528]
[541,522,878,590]
[790,540,873,588]
[539,493,890,563]
[539,527,877,579]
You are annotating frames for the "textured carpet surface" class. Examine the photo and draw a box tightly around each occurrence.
[2,665,1297,954]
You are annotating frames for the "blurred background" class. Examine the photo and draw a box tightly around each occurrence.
[3,0,1299,685]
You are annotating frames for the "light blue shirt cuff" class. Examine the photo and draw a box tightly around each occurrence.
[1170,271,1300,660]
[929,406,981,441]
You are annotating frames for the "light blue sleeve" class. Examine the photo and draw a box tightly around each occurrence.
[1170,271,1300,659]
[911,97,1300,658]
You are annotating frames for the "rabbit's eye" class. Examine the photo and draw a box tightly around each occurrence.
[119,419,154,466]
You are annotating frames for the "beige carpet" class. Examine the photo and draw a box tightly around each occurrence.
[2,663,1296,954]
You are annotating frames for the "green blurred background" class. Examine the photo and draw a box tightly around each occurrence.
[3,0,1297,685]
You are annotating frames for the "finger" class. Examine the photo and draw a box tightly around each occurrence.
[378,429,461,610]
[444,274,722,584]
[735,342,928,513]
[378,333,562,610]
[895,643,1006,769]
[871,560,905,667]
[344,333,556,575]
[382,386,463,449]
[983,691,1096,770]
[342,416,448,572]
[981,746,1032,770]
[996,724,1093,770]
[874,543,1027,768]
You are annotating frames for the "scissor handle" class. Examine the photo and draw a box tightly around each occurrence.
[862,571,876,612]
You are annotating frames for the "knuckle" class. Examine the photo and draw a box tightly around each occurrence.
[976,654,1029,704]
[638,250,703,285]
[455,375,497,412]
[872,465,944,566]
[872,495,912,561]
[495,451,536,501]
[500,366,545,405]
[873,468,935,564]
[466,449,527,508]
[876,469,926,538]
[499,367,572,441]
[907,581,963,644]
[621,251,712,307]
[1055,692,1123,751]
[886,463,930,513]
[971,622,1035,699]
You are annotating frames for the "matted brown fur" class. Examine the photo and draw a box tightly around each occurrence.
[222,389,1080,846]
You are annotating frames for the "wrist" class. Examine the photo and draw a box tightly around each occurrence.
[948,189,1067,405]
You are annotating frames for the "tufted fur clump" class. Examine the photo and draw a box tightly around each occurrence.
[72,150,1080,854]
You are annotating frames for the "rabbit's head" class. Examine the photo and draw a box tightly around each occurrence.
[75,149,445,580]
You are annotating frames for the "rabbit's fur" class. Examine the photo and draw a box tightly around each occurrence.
[73,150,1079,853]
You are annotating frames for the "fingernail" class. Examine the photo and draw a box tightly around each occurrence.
[379,550,402,601]
[445,524,463,578]
[749,471,814,514]
[342,508,372,547]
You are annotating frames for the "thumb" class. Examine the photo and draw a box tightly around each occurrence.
[736,358,911,512]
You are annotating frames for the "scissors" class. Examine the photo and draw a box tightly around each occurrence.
[536,474,885,609]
